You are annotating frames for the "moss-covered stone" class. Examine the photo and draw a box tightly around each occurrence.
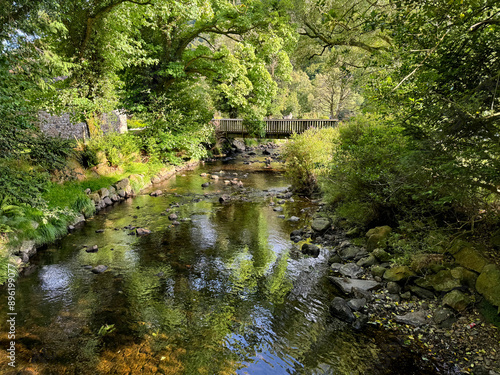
[366,225,392,251]
[415,270,461,292]
[476,264,500,309]
[450,266,478,289]
[372,248,392,262]
[453,246,488,273]
[383,266,416,282]
[442,290,472,312]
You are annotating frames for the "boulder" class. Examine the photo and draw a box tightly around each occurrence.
[453,245,488,273]
[114,178,130,190]
[97,187,110,198]
[339,246,367,261]
[395,310,428,327]
[383,266,416,282]
[366,225,392,251]
[414,270,461,292]
[330,297,356,323]
[103,197,113,206]
[201,182,210,188]
[89,193,101,204]
[442,290,472,312]
[433,307,456,328]
[231,139,246,153]
[337,263,364,278]
[409,286,436,300]
[357,255,377,268]
[329,277,381,295]
[371,265,387,278]
[372,248,392,262]
[117,189,127,198]
[476,264,500,310]
[301,243,320,257]
[387,281,401,294]
[450,266,478,289]
[311,217,331,233]
[347,298,367,312]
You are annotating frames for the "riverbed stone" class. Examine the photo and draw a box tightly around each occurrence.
[453,245,488,273]
[98,187,110,198]
[103,197,113,206]
[415,270,461,292]
[150,190,163,197]
[339,246,367,261]
[476,264,500,310]
[383,266,416,282]
[442,290,472,312]
[114,178,130,190]
[136,228,151,236]
[366,225,392,251]
[372,248,392,262]
[329,277,381,295]
[288,216,300,222]
[91,265,108,274]
[357,255,377,268]
[450,266,478,289]
[301,243,320,257]
[433,307,456,328]
[117,189,126,198]
[330,297,356,323]
[347,298,367,311]
[311,217,331,233]
[409,286,436,300]
[394,310,428,327]
[338,263,364,278]
[219,195,231,203]
[371,265,387,278]
[387,281,401,294]
[273,206,283,212]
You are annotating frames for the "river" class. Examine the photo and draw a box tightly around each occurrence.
[1,149,445,374]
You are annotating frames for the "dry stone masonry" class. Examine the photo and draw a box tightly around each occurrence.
[38,110,127,139]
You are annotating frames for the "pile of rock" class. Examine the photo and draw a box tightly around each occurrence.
[87,177,135,212]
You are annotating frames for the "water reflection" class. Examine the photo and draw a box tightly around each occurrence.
[0,160,443,375]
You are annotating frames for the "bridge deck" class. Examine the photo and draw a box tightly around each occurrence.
[213,118,338,137]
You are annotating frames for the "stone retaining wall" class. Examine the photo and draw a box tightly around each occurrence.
[38,110,127,139]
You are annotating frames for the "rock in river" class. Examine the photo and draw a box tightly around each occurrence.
[329,276,381,295]
[301,243,320,258]
[330,297,356,323]
[91,265,108,274]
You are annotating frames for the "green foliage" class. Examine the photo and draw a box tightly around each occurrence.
[282,127,339,194]
[0,163,49,206]
[87,132,141,167]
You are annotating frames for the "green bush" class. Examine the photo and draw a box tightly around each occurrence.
[87,132,141,167]
[282,127,339,194]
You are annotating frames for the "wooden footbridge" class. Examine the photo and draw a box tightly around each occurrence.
[213,118,338,138]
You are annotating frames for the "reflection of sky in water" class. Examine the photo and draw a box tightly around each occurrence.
[190,214,217,250]
[39,264,73,305]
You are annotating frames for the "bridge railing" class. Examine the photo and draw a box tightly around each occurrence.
[213,118,338,137]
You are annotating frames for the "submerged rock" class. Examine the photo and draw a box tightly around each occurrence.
[86,245,99,253]
[150,190,163,197]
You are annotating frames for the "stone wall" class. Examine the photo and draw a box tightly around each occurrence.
[38,110,127,139]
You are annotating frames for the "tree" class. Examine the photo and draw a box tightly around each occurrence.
[381,0,500,212]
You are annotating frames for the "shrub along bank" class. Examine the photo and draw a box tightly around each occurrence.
[0,127,211,284]
[282,114,500,314]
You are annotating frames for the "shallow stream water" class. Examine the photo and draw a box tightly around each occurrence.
[1,153,446,374]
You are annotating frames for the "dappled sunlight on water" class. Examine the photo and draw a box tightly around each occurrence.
[0,156,444,374]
